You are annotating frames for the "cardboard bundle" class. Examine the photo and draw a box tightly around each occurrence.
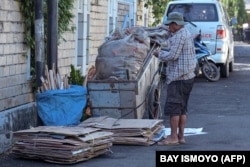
[11,126,113,164]
[79,116,164,146]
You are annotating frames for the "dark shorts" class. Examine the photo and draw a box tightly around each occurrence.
[164,78,194,116]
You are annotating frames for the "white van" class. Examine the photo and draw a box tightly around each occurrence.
[163,0,237,78]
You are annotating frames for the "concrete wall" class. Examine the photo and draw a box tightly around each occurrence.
[0,103,37,153]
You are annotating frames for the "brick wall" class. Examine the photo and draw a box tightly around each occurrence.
[137,1,144,26]
[50,1,109,78]
[0,0,154,154]
[0,0,34,112]
[88,0,108,66]
[0,0,154,111]
[87,0,153,67]
[0,0,37,154]
[58,30,77,77]
[117,2,130,28]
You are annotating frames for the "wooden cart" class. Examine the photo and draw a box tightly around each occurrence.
[87,45,163,119]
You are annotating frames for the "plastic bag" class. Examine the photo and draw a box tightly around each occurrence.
[36,85,87,126]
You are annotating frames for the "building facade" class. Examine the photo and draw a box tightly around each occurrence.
[0,0,154,154]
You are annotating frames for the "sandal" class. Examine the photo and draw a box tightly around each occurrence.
[157,138,179,146]
[178,135,186,144]
[179,139,186,144]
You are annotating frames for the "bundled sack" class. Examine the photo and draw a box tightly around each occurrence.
[143,25,170,44]
[36,85,87,126]
[95,27,150,80]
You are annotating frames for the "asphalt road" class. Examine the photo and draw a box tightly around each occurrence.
[1,42,250,167]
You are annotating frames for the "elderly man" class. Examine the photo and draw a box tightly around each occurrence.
[154,12,197,145]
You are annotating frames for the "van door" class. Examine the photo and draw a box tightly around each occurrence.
[221,5,234,61]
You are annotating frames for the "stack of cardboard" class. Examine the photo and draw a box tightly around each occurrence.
[79,116,164,146]
[11,126,113,164]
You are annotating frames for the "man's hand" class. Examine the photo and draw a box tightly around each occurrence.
[153,50,159,58]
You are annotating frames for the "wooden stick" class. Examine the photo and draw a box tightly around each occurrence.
[45,65,51,90]
[83,71,88,87]
[56,73,61,89]
[40,85,45,93]
[60,82,64,89]
[52,63,59,89]
[57,67,62,89]
[45,79,50,90]
[40,76,48,91]
[64,74,69,89]
[49,70,56,90]
[63,75,66,89]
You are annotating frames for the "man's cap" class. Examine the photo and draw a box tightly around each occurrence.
[164,12,187,26]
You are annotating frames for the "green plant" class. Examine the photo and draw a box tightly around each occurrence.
[20,0,35,50]
[20,0,75,50]
[68,64,85,85]
[68,64,88,121]
[144,0,170,26]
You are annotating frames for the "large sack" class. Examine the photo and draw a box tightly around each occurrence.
[95,27,150,80]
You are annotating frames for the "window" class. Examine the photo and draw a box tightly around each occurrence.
[76,0,90,75]
[167,4,218,22]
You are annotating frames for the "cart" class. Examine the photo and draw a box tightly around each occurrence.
[87,43,165,119]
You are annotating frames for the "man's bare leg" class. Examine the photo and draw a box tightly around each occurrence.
[178,114,186,143]
[167,115,179,142]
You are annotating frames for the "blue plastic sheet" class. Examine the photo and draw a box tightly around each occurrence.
[36,85,87,126]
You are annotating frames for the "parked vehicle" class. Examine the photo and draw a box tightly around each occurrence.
[194,31,220,82]
[243,23,250,43]
[163,0,237,78]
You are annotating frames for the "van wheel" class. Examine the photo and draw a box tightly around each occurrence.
[229,59,234,72]
[221,58,229,78]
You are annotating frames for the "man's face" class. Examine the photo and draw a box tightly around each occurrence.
[168,22,178,33]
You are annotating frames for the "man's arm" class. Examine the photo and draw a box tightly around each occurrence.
[154,33,184,62]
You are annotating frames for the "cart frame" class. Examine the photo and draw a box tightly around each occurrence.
[87,45,163,119]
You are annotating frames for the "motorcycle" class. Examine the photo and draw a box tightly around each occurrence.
[194,31,220,82]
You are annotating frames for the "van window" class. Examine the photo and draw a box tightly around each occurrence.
[167,3,218,22]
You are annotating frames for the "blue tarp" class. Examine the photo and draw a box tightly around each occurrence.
[36,85,88,126]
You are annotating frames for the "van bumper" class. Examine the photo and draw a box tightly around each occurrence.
[207,52,228,65]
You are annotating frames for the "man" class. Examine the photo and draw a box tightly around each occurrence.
[154,12,196,145]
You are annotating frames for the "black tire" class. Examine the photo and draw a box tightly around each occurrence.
[201,62,220,82]
[229,59,234,72]
[194,62,200,77]
[220,58,229,78]
[147,84,162,119]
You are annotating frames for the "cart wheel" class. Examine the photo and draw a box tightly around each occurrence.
[147,84,162,119]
